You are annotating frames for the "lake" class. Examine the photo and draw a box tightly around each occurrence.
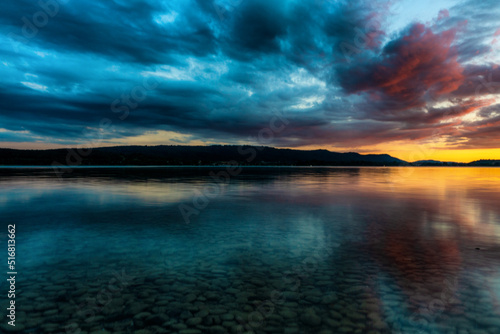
[1,167,500,334]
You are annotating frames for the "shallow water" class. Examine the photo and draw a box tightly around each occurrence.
[1,167,500,334]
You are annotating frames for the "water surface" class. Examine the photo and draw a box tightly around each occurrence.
[1,167,500,334]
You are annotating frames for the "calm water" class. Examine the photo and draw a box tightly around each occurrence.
[1,167,500,334]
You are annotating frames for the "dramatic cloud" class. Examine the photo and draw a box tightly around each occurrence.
[339,23,465,103]
[0,0,499,160]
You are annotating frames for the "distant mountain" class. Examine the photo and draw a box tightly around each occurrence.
[468,159,500,166]
[413,159,500,166]
[0,145,408,166]
[413,160,463,166]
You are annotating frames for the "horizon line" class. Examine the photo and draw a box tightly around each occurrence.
[2,144,500,164]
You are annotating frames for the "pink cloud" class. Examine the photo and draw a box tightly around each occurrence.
[438,9,449,21]
[339,23,465,106]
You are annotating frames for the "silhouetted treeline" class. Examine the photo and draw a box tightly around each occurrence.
[1,145,496,166]
[0,145,408,166]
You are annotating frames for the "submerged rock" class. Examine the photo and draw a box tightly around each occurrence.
[300,308,322,327]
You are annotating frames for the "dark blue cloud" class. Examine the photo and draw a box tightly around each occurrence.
[0,0,499,151]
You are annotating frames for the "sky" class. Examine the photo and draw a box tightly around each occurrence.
[0,0,499,162]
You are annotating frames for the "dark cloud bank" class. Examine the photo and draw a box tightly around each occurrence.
[0,0,499,152]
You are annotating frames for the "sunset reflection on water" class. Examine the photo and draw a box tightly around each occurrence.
[1,167,499,333]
